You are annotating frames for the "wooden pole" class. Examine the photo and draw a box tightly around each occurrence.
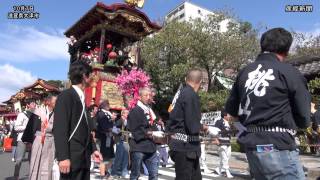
[98,28,106,63]
[137,41,142,69]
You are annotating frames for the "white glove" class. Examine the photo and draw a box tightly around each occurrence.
[112,126,121,134]
[208,126,221,136]
[152,131,165,138]
[223,120,230,128]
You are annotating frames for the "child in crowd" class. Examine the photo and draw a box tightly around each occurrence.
[214,110,233,178]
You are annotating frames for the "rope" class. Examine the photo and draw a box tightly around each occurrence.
[120,130,320,148]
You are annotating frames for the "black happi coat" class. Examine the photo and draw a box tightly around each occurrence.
[225,53,311,150]
[167,84,202,153]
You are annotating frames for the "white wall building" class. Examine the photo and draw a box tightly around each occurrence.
[165,1,229,32]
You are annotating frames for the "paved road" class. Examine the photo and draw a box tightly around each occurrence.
[0,151,248,180]
[89,163,249,180]
[0,151,29,180]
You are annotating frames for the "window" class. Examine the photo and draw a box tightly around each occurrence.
[172,9,179,15]
[198,9,202,14]
[179,13,185,19]
[179,5,185,11]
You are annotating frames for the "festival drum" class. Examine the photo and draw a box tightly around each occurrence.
[152,131,168,145]
[153,136,168,145]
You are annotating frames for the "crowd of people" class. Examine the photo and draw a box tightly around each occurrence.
[0,27,317,180]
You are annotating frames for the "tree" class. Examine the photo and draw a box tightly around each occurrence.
[308,77,320,104]
[46,80,64,89]
[142,21,195,103]
[189,14,259,89]
[141,13,259,113]
[199,89,230,112]
[290,32,320,58]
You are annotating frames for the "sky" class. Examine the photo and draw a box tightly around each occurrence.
[0,0,319,102]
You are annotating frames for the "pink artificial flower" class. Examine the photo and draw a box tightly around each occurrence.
[115,69,152,110]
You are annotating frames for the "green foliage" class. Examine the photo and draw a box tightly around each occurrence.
[199,89,230,112]
[239,21,252,34]
[189,14,259,89]
[142,21,194,107]
[308,77,320,94]
[46,80,64,89]
[308,77,320,104]
[141,13,259,114]
[231,139,241,152]
[297,133,310,154]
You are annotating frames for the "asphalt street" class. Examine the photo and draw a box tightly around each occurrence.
[0,151,248,180]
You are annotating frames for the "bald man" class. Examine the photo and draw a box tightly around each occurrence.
[167,68,211,180]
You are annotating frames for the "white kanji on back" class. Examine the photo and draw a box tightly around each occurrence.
[245,64,275,97]
[239,64,275,118]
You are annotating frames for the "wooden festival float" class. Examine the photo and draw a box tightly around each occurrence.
[64,1,161,110]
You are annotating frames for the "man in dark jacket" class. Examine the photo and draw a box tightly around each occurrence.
[127,88,158,180]
[96,100,115,161]
[88,104,98,139]
[166,68,219,180]
[111,109,130,178]
[22,96,54,144]
[225,28,311,179]
[53,61,102,180]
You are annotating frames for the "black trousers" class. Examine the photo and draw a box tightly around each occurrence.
[60,168,90,180]
[169,151,202,180]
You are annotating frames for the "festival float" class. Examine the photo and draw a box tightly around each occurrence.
[2,79,60,116]
[0,79,60,152]
[65,0,161,109]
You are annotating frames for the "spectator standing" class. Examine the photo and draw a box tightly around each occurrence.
[53,61,102,180]
[225,28,310,180]
[13,98,37,179]
[111,109,130,178]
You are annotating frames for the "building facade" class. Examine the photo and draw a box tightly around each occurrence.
[165,1,229,32]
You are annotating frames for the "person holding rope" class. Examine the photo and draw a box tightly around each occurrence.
[225,28,311,180]
[166,68,220,180]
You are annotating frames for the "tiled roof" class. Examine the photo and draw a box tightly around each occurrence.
[3,79,59,104]
[24,79,60,92]
[289,56,320,76]
[64,2,161,39]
